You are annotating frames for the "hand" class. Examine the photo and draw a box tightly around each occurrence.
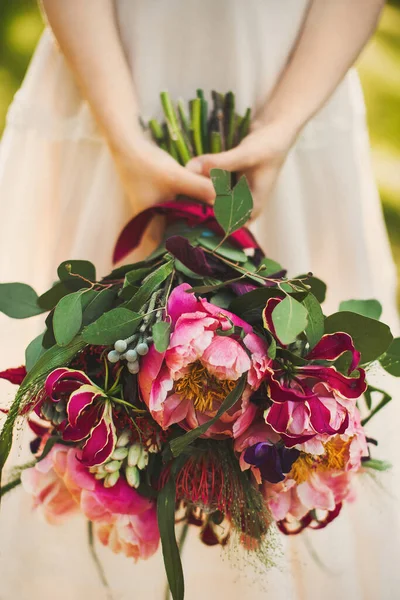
[186,120,298,218]
[112,137,216,212]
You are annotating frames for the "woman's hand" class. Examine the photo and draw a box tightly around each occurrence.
[112,137,216,211]
[186,119,297,218]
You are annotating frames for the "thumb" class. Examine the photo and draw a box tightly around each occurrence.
[186,146,255,176]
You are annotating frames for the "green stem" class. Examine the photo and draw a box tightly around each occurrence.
[87,521,112,597]
[190,98,203,156]
[197,89,209,153]
[0,476,21,498]
[163,521,189,600]
[211,131,222,154]
[238,108,251,142]
[149,119,168,152]
[224,91,235,150]
[160,91,191,164]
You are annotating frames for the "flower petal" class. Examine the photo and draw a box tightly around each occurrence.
[67,385,103,426]
[305,332,361,374]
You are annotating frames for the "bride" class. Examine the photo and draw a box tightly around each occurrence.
[0,1,399,598]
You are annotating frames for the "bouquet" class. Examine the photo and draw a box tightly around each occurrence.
[0,91,398,600]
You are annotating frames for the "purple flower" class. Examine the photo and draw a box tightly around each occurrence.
[244,443,299,483]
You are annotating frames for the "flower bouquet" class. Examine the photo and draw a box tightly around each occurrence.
[0,91,399,600]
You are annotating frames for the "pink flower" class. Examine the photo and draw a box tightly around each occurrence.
[263,331,366,447]
[95,509,160,561]
[21,444,79,524]
[263,411,368,526]
[22,444,160,561]
[139,284,271,438]
[45,368,117,466]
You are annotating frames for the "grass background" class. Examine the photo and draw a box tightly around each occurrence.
[0,0,399,301]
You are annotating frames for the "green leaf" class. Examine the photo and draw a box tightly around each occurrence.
[324,311,393,364]
[124,261,174,312]
[210,168,231,195]
[25,333,45,372]
[213,175,253,237]
[170,376,247,457]
[157,477,184,600]
[37,281,71,310]
[339,299,382,320]
[379,338,400,376]
[0,336,86,486]
[197,235,248,263]
[210,290,235,309]
[271,296,309,345]
[82,308,141,345]
[302,293,324,349]
[229,288,285,316]
[174,260,204,280]
[82,288,118,325]
[120,267,154,299]
[296,275,327,303]
[152,321,171,353]
[57,260,96,283]
[53,291,84,347]
[361,386,392,426]
[0,283,45,319]
[258,258,284,276]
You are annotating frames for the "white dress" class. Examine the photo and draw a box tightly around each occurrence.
[0,1,399,599]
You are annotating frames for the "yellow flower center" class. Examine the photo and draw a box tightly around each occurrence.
[175,361,236,413]
[289,437,352,484]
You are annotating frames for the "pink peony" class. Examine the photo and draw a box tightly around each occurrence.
[21,444,79,524]
[22,444,160,560]
[138,283,271,438]
[95,508,160,562]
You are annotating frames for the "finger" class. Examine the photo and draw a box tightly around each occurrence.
[174,168,216,205]
[186,147,257,176]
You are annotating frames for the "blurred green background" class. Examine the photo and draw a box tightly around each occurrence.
[0,0,399,301]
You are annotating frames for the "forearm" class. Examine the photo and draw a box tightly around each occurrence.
[258,0,385,132]
[41,0,141,153]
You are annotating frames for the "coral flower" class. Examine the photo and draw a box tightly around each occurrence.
[138,284,271,438]
[45,368,116,466]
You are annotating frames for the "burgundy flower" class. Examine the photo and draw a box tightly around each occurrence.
[264,330,367,446]
[45,368,117,467]
[244,443,300,484]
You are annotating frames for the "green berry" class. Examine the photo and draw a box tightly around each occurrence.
[111,447,129,461]
[104,460,122,473]
[128,361,140,375]
[114,340,127,353]
[126,465,140,488]
[125,349,138,362]
[128,443,142,467]
[107,350,120,363]
[136,343,149,356]
[104,471,120,488]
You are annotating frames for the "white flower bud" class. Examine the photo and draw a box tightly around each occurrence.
[104,460,122,473]
[95,471,107,480]
[111,447,129,461]
[125,465,140,488]
[137,449,149,470]
[104,471,120,488]
[128,443,142,467]
[116,430,131,447]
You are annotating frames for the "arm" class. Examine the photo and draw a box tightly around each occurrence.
[41,0,215,208]
[187,0,385,214]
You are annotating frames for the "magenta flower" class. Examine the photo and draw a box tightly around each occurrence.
[45,368,117,466]
[138,284,272,438]
[263,330,366,447]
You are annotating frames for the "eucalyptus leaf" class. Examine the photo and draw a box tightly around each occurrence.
[157,477,185,600]
[302,293,324,349]
[210,168,231,195]
[296,275,327,303]
[82,287,118,325]
[25,333,45,372]
[271,296,309,345]
[0,283,45,319]
[379,338,400,376]
[213,174,253,237]
[324,311,393,365]
[152,321,171,353]
[229,288,285,316]
[197,235,248,263]
[258,258,284,276]
[174,260,204,280]
[53,291,84,347]
[37,281,71,310]
[339,299,382,321]
[82,308,142,345]
[210,290,235,309]
[170,376,246,457]
[124,261,174,312]
[57,260,96,283]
